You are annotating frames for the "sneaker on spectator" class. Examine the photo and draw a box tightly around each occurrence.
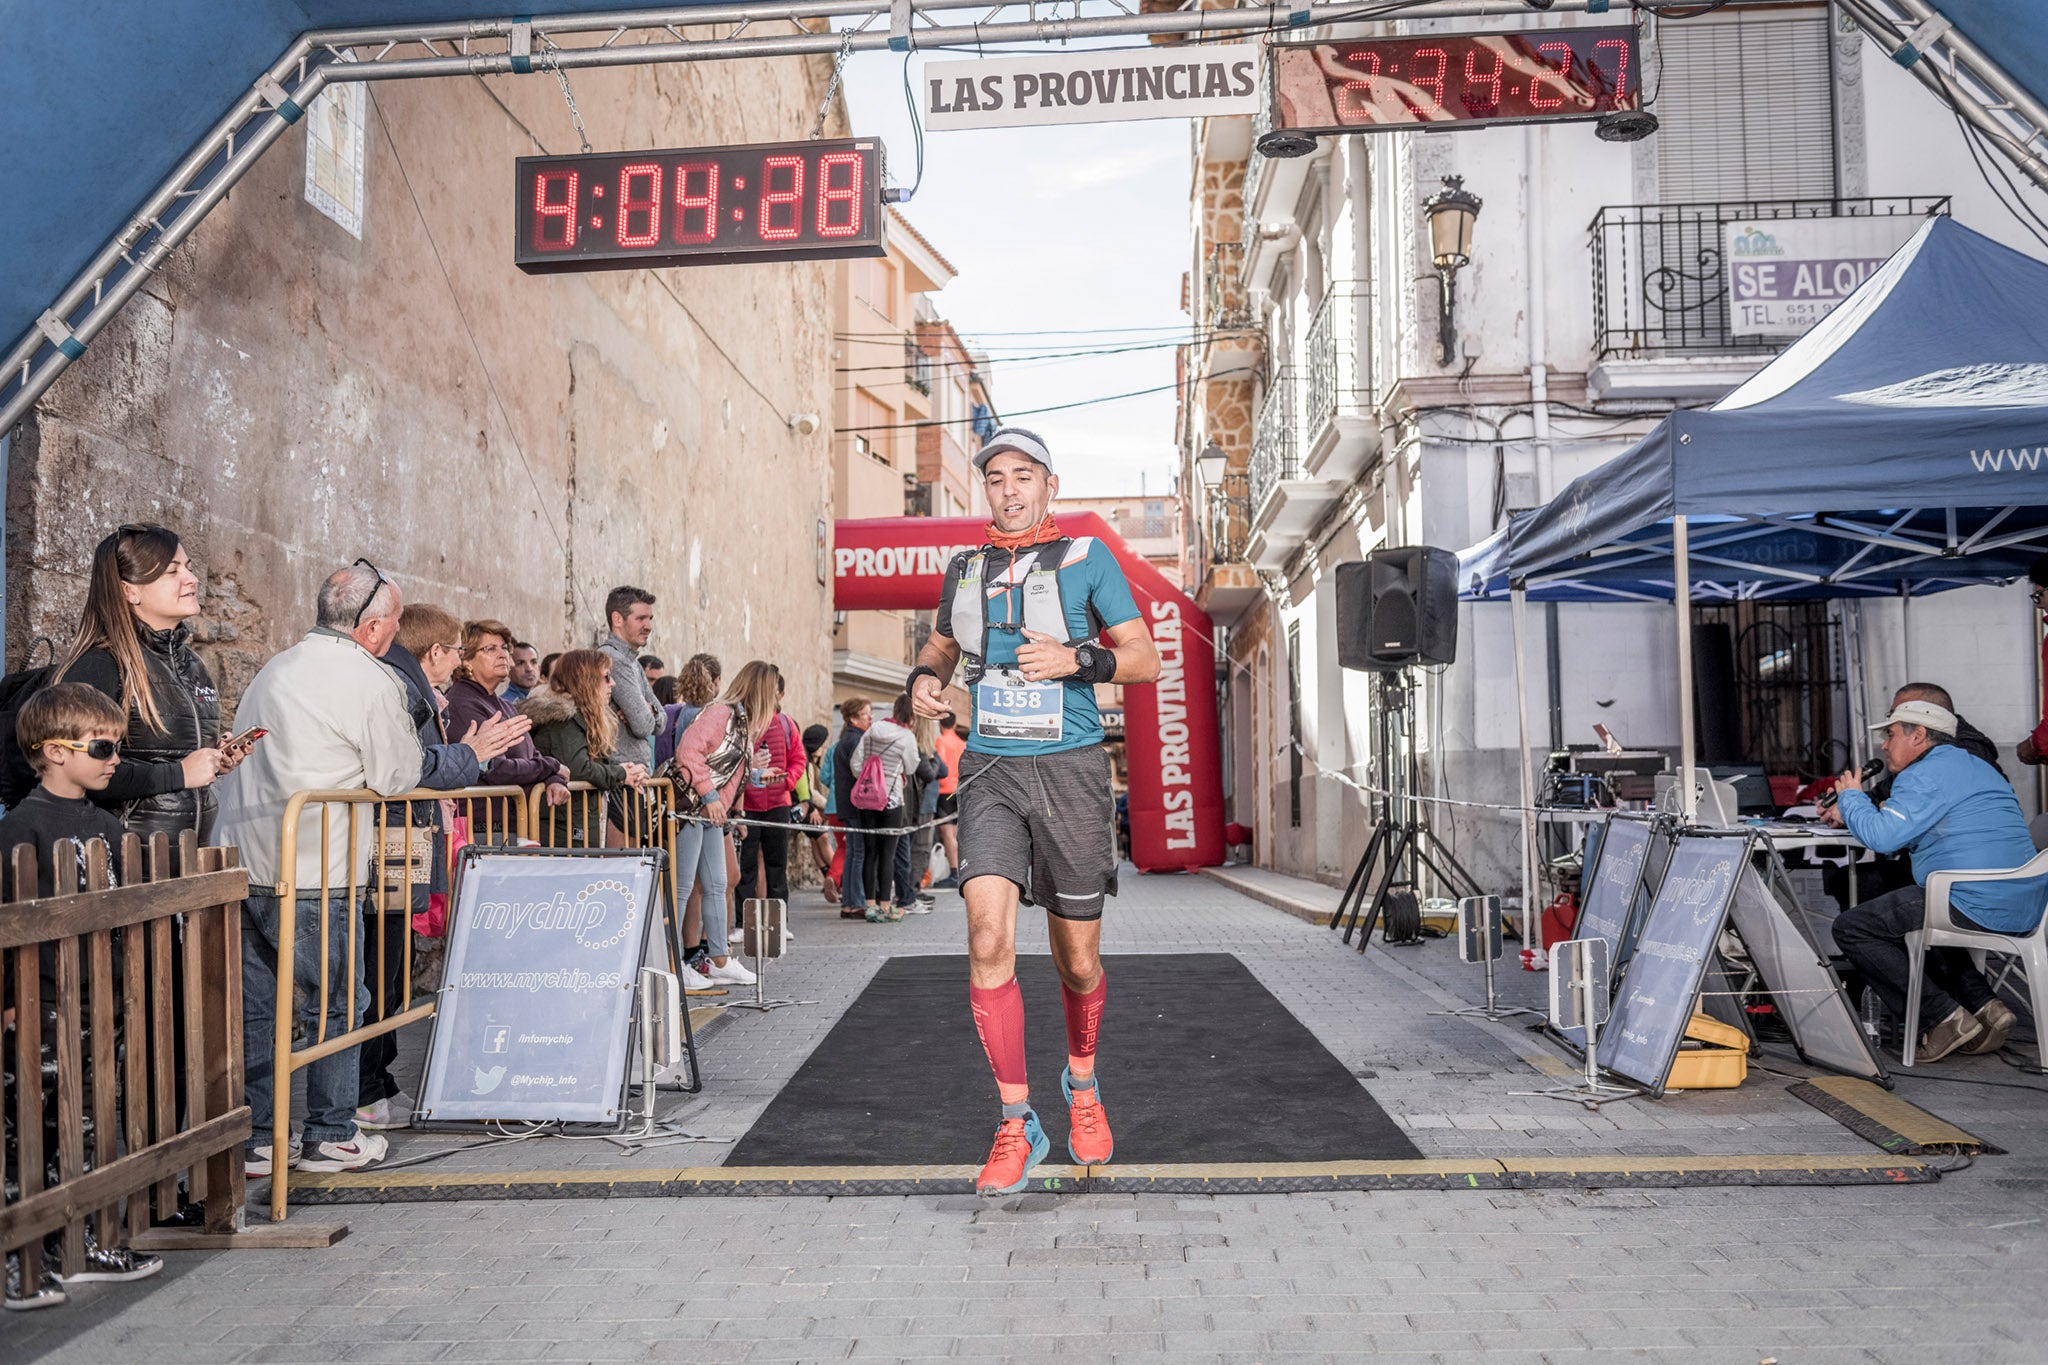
[51,1239,162,1284]
[244,1143,299,1178]
[905,900,933,914]
[1917,1006,1985,1063]
[1965,998,2019,1055]
[932,874,960,891]
[4,1252,64,1311]
[297,1131,388,1173]
[706,957,757,986]
[355,1093,414,1131]
[680,962,718,993]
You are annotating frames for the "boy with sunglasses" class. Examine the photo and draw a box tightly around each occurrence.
[1,684,161,1311]
[0,684,131,897]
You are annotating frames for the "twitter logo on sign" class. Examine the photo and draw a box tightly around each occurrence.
[473,1064,507,1095]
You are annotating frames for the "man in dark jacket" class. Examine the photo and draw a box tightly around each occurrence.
[360,605,526,1129]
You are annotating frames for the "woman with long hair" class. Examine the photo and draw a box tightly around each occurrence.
[54,523,237,841]
[671,659,781,984]
[520,649,647,848]
[653,653,721,980]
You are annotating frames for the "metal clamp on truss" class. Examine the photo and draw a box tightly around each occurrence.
[509,17,534,74]
[254,72,304,123]
[35,311,85,361]
[1891,13,1954,69]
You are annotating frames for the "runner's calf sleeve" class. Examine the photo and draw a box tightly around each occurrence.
[1062,972,1107,1085]
[969,976,1030,1110]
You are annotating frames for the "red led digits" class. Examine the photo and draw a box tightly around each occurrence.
[816,151,863,237]
[1528,41,1573,110]
[673,160,719,244]
[1592,37,1631,99]
[1463,47,1505,110]
[1409,47,1448,114]
[759,155,804,240]
[615,163,662,248]
[1337,51,1382,121]
[532,169,578,250]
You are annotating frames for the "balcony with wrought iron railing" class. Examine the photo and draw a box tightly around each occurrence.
[1588,196,1948,400]
[1246,367,1342,571]
[905,340,934,396]
[1248,368,1300,519]
[1196,474,1261,624]
[1301,281,1378,483]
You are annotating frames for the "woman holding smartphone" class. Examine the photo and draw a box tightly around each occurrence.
[54,522,239,843]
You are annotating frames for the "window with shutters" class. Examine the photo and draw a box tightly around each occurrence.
[1655,7,1835,202]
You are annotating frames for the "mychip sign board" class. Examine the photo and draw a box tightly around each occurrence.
[418,848,663,1125]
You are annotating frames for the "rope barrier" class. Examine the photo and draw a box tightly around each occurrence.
[668,809,957,837]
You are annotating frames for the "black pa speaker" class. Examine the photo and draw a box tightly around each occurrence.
[1336,547,1459,671]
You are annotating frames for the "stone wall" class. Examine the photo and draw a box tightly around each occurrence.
[12,49,843,729]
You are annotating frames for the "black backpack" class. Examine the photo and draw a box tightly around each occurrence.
[0,664,56,808]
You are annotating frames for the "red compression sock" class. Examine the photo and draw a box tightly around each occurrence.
[1061,973,1107,1085]
[969,976,1030,1107]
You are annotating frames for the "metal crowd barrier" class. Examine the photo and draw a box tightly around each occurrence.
[265,784,528,1219]
[528,776,689,974]
[263,777,683,1219]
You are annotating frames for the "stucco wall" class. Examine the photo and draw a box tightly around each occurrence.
[13,50,842,729]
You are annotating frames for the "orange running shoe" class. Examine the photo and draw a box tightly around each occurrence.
[1062,1067,1114,1165]
[975,1111,1049,1196]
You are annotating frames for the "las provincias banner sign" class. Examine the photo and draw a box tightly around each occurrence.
[922,46,1261,131]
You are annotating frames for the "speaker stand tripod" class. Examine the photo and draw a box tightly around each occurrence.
[1334,671,1485,950]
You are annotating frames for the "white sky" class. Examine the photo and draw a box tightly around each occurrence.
[841,43,1193,499]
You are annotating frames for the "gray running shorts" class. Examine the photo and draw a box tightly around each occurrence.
[955,744,1119,921]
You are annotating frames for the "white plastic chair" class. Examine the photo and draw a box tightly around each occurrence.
[1902,844,2048,1070]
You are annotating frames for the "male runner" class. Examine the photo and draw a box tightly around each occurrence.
[908,427,1159,1196]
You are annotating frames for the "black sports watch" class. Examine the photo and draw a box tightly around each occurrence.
[1071,643,1115,684]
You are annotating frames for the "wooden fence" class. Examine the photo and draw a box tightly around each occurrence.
[1,831,251,1280]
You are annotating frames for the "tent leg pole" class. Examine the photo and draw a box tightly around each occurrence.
[1511,582,1541,948]
[1674,516,1697,823]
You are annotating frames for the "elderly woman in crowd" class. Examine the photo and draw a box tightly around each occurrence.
[445,617,570,835]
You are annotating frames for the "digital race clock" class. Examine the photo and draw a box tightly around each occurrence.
[1269,26,1640,135]
[514,137,887,273]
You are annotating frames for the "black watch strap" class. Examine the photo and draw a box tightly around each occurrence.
[907,664,942,694]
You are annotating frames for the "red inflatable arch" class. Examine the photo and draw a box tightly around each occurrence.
[833,515,1225,873]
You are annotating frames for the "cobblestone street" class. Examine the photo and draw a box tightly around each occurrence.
[12,867,2048,1363]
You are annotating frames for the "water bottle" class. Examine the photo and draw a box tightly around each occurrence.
[1859,985,1884,1042]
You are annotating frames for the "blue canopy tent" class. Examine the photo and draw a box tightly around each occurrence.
[1456,213,2048,894]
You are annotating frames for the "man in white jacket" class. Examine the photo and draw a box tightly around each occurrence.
[217,560,424,1178]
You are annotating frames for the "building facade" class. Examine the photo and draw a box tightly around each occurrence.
[1181,2,2048,891]
[828,211,992,710]
[10,52,846,730]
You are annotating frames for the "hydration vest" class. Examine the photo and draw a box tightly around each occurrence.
[946,537,1097,685]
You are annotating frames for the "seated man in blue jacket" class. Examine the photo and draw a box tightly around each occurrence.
[1828,699,2048,1061]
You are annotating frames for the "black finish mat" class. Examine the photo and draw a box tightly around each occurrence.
[725,952,1420,1166]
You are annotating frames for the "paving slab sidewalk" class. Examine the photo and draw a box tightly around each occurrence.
[10,863,2047,1363]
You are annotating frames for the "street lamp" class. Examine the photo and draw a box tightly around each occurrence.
[1195,439,1228,489]
[1423,175,1483,366]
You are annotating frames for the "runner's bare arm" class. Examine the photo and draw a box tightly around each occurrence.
[1016,618,1159,685]
[910,631,962,717]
